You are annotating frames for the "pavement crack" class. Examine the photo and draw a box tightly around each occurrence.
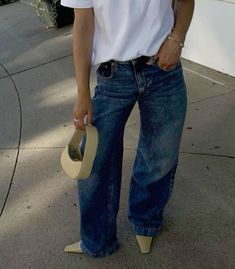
[188,89,235,106]
[0,74,9,80]
[0,146,64,150]
[0,64,23,218]
[180,151,235,159]
[124,149,235,159]
[20,146,64,149]
[183,66,226,86]
[0,147,18,150]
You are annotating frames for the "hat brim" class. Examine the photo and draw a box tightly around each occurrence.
[61,125,98,180]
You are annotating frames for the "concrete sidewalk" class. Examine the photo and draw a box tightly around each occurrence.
[0,1,235,269]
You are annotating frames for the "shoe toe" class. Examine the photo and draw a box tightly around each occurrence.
[64,241,84,253]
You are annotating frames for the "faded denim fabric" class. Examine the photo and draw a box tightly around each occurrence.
[77,56,187,257]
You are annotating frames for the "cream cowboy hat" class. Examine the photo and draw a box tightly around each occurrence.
[61,125,98,180]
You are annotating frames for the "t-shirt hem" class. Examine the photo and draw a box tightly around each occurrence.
[60,0,93,8]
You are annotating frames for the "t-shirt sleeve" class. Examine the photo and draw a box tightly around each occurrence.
[60,0,93,8]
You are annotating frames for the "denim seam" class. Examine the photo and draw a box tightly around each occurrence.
[167,160,178,202]
[138,146,152,171]
[132,63,143,97]
[107,182,114,236]
[153,160,178,217]
[106,144,117,248]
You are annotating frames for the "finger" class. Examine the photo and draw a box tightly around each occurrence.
[79,116,86,130]
[74,117,85,131]
[167,64,176,70]
[157,60,165,69]
[87,110,93,126]
[83,114,88,125]
[146,54,159,65]
[157,58,169,70]
[73,118,80,129]
[73,119,79,129]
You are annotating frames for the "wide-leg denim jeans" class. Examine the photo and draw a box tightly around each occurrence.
[77,56,187,257]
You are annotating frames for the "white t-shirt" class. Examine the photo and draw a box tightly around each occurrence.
[61,0,174,68]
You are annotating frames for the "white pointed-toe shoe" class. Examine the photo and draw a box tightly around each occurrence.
[64,241,84,254]
[136,235,153,254]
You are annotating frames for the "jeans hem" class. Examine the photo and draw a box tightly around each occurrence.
[80,240,119,258]
[133,225,161,237]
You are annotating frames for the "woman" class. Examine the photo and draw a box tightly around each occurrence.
[61,0,194,258]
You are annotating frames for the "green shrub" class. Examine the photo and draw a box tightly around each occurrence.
[36,0,74,28]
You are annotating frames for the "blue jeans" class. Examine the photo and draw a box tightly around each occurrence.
[77,56,187,257]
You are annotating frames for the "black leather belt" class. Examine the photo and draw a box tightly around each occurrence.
[112,55,151,65]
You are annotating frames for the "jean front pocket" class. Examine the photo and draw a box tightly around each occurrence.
[150,57,181,73]
[96,60,116,80]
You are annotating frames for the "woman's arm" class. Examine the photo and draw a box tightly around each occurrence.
[72,8,94,130]
[172,0,195,42]
[148,0,194,70]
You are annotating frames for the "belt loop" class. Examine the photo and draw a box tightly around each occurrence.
[111,59,117,70]
[131,59,136,66]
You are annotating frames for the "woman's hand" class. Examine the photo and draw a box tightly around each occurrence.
[147,35,183,71]
[157,39,182,70]
[73,93,93,131]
